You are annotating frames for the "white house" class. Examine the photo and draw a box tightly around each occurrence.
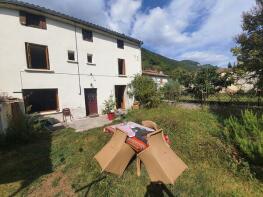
[0,0,142,119]
[142,70,169,88]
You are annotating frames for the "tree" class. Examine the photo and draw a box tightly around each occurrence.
[227,62,232,68]
[232,0,263,90]
[191,67,233,101]
[171,69,193,88]
[161,80,181,101]
[128,75,161,108]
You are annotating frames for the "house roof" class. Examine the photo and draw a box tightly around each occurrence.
[142,70,169,77]
[0,0,143,46]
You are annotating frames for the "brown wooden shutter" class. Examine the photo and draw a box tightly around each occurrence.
[19,11,27,25]
[25,42,31,68]
[40,16,47,29]
[123,60,126,75]
[45,46,50,69]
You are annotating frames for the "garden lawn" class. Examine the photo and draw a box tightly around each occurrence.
[0,105,262,196]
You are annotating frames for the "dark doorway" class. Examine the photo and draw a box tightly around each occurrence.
[84,88,98,116]
[115,85,126,109]
[22,89,58,113]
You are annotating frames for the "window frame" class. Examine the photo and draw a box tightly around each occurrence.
[82,29,93,42]
[25,42,50,70]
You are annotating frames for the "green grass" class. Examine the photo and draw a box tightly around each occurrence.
[0,105,262,196]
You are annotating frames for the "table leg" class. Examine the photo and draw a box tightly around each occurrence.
[136,157,141,176]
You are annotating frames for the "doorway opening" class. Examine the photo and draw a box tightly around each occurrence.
[115,85,126,109]
[22,89,58,113]
[84,88,98,116]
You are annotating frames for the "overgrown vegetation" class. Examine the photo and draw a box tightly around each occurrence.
[0,106,262,196]
[223,110,263,166]
[0,113,48,148]
[128,75,161,108]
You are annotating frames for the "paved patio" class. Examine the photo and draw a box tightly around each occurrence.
[68,115,112,132]
[44,113,112,132]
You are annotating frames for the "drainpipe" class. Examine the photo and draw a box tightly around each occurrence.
[74,24,82,95]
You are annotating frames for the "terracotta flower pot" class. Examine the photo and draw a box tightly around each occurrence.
[107,112,115,120]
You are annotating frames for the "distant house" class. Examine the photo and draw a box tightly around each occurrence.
[142,70,169,88]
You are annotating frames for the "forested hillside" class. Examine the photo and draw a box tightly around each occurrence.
[142,48,215,73]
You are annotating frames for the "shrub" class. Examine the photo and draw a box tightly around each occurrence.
[223,110,263,165]
[161,80,181,101]
[1,113,48,147]
[128,75,161,108]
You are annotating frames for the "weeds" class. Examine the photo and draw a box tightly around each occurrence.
[223,110,263,166]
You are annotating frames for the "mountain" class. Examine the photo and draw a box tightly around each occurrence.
[142,48,216,73]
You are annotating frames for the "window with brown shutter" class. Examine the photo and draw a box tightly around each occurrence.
[25,43,50,70]
[19,11,27,25]
[118,59,126,75]
[19,11,47,29]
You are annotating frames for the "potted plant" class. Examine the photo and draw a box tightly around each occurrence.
[102,95,115,120]
[132,101,140,110]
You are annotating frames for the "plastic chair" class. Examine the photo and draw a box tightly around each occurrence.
[94,129,135,176]
[138,130,187,184]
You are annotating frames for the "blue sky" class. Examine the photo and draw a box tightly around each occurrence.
[21,0,256,67]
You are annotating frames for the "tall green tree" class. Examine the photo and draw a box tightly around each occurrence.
[232,0,263,89]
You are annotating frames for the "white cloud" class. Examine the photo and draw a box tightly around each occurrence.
[107,0,142,33]
[131,0,255,67]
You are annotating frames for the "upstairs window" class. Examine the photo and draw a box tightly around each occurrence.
[87,54,93,63]
[118,59,126,75]
[25,43,49,69]
[117,39,124,49]
[20,11,46,29]
[82,29,93,41]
